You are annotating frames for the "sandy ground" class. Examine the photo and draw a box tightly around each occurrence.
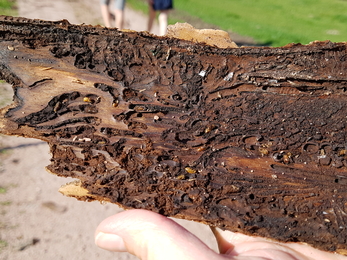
[0,0,219,259]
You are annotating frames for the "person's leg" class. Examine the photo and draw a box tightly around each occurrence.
[114,9,124,29]
[147,2,156,33]
[100,0,112,27]
[158,10,169,36]
[114,0,125,29]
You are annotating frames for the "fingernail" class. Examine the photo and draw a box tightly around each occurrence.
[95,232,126,252]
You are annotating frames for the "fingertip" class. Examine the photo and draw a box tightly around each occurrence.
[95,209,220,260]
[95,231,126,252]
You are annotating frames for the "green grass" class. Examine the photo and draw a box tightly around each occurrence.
[127,0,148,12]
[0,84,12,108]
[0,239,7,252]
[0,187,7,194]
[0,0,17,16]
[128,0,347,46]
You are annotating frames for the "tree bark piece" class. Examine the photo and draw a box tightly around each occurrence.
[1,16,347,254]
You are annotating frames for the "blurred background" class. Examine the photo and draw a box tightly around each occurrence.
[2,0,346,46]
[128,0,347,46]
[0,0,346,259]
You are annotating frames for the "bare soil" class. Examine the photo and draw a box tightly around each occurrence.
[0,0,218,259]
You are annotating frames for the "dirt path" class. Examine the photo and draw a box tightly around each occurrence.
[17,0,160,34]
[0,0,217,259]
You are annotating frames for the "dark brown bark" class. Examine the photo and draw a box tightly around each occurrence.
[1,16,347,254]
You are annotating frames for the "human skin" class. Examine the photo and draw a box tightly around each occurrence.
[147,0,169,35]
[95,209,347,260]
[100,3,124,29]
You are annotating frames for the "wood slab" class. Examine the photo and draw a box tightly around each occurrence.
[1,16,347,254]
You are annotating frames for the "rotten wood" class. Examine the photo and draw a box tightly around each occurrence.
[1,16,347,254]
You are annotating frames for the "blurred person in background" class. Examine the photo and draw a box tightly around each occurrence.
[147,0,173,36]
[100,0,126,29]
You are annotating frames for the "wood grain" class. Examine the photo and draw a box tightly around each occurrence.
[1,16,347,254]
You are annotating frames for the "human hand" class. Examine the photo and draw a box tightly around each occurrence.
[95,209,346,260]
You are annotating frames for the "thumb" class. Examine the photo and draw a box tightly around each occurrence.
[95,209,222,260]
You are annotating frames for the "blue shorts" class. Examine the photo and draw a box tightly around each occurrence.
[100,0,126,10]
[152,0,173,10]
